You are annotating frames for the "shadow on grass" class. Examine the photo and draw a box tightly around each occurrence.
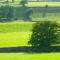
[0,46,60,53]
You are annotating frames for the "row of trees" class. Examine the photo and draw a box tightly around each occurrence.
[0,5,13,22]
[0,0,48,22]
[0,0,33,22]
[6,0,40,3]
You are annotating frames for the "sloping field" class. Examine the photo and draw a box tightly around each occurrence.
[0,21,60,60]
[0,21,60,47]
[0,22,34,47]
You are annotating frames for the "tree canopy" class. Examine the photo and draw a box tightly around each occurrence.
[28,21,60,47]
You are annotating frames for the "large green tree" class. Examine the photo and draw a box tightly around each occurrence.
[28,21,60,47]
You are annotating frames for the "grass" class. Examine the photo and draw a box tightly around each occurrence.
[0,53,60,60]
[27,2,60,7]
[32,13,60,17]
[0,21,60,60]
[0,22,35,47]
[0,2,60,7]
[0,32,32,47]
[0,1,60,60]
[9,2,60,7]
[0,22,34,32]
[0,21,60,47]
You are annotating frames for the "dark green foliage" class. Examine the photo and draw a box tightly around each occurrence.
[28,21,60,47]
[45,5,48,8]
[0,5,13,22]
[0,6,7,22]
[12,0,14,2]
[18,3,33,21]
[20,0,27,6]
[6,0,9,2]
[24,8,33,21]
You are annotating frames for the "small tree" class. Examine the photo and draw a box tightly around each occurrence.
[6,0,9,2]
[28,21,60,47]
[20,0,27,6]
[12,0,14,3]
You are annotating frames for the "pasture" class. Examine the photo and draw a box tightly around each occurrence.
[1,2,60,7]
[0,53,60,60]
[0,1,60,60]
[0,22,34,47]
[27,2,60,7]
[0,21,60,60]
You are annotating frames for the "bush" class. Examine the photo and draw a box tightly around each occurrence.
[28,21,60,47]
[0,5,13,22]
[20,0,27,6]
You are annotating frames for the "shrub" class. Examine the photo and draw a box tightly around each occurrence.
[20,0,27,6]
[28,21,60,47]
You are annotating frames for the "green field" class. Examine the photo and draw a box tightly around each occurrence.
[0,21,60,47]
[0,21,60,60]
[0,1,60,60]
[0,22,35,47]
[1,2,60,7]
[27,2,60,7]
[0,53,60,60]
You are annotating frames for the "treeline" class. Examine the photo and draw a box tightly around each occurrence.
[0,5,14,22]
[0,5,33,22]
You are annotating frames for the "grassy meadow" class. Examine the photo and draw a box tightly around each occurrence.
[1,2,60,7]
[27,2,60,7]
[0,21,60,60]
[0,1,60,60]
[0,22,34,47]
[0,21,60,47]
[0,53,60,60]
